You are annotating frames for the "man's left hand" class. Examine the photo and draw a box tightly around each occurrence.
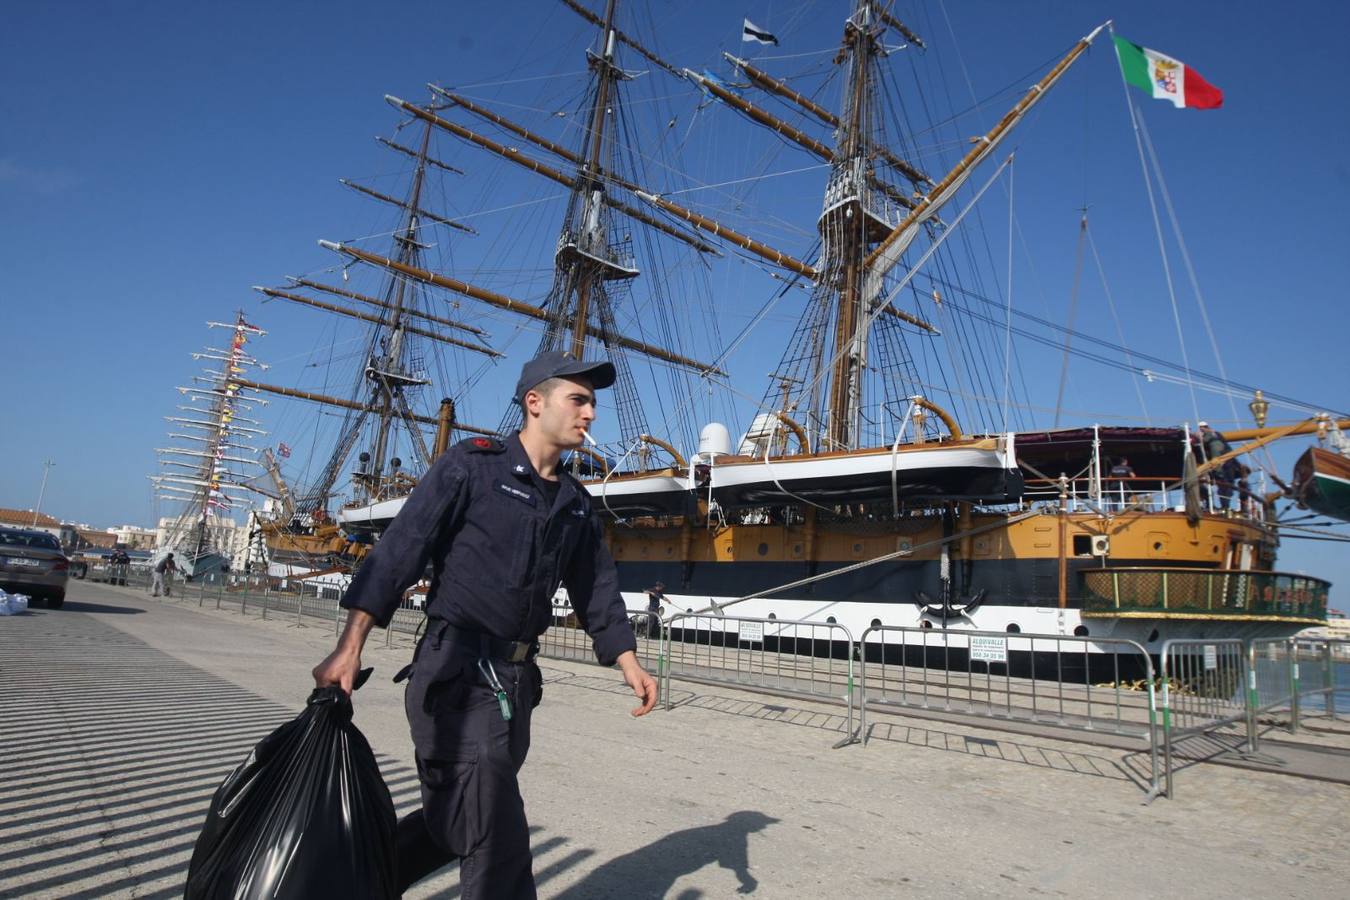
[616,651,658,716]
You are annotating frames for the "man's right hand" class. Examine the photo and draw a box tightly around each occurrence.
[312,647,363,695]
[313,609,378,695]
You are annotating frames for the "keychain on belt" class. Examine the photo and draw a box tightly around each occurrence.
[477,657,513,721]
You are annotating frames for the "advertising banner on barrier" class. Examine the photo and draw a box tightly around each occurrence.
[970,636,1007,663]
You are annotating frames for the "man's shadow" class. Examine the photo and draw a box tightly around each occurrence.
[552,810,779,898]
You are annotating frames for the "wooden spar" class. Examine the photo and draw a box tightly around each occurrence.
[433,399,456,459]
[1214,418,1350,443]
[229,376,494,436]
[387,96,718,255]
[1195,417,1350,476]
[558,0,682,78]
[429,85,586,169]
[876,302,937,334]
[252,286,501,358]
[869,177,919,212]
[685,70,833,162]
[319,240,727,376]
[878,9,926,50]
[1197,419,1312,477]
[338,179,477,235]
[724,53,931,187]
[864,22,1108,275]
[724,53,838,127]
[633,191,817,279]
[637,433,686,468]
[874,146,931,188]
[377,136,465,175]
[286,277,487,336]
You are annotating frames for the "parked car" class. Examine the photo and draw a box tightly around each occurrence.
[0,526,69,608]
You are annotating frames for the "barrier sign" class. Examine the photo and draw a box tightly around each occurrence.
[738,621,765,644]
[1203,644,1217,670]
[971,636,1008,663]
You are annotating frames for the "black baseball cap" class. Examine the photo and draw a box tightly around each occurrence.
[514,351,616,402]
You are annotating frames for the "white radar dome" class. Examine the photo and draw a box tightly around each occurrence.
[698,422,732,458]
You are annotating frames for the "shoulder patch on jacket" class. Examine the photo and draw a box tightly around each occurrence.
[460,436,505,453]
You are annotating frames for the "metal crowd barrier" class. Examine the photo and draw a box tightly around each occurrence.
[659,613,856,739]
[1248,637,1297,734]
[1289,636,1346,729]
[539,598,664,674]
[1158,639,1248,798]
[855,625,1160,794]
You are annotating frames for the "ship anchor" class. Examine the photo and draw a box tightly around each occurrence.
[914,587,987,625]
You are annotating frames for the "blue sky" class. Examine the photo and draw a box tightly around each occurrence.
[2,1,1347,593]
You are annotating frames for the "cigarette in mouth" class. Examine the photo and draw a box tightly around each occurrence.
[581,429,597,446]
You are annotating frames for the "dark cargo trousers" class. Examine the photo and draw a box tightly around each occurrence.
[396,626,542,899]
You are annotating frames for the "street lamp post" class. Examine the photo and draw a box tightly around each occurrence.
[32,459,55,528]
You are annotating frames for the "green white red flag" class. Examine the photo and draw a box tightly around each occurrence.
[1112,35,1223,109]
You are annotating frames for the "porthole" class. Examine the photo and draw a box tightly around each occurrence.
[1006,623,1021,633]
[1147,628,1160,643]
[826,615,837,624]
[767,612,777,620]
[920,620,933,630]
[757,542,769,557]
[1073,625,1089,637]
[870,618,883,628]
[1152,541,1164,552]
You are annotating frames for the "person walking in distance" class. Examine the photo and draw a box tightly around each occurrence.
[152,552,178,597]
[645,582,666,639]
[312,352,658,899]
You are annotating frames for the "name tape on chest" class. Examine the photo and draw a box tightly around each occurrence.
[494,480,537,507]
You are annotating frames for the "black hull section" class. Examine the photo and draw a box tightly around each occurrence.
[616,557,1215,609]
[712,466,1023,509]
[662,627,1154,683]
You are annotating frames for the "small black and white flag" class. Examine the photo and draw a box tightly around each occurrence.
[742,18,779,46]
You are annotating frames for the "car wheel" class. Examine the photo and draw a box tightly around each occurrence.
[46,592,65,610]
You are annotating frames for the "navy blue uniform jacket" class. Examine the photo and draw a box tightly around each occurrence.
[341,433,638,666]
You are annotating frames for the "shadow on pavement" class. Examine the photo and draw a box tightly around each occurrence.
[550,811,780,898]
[56,600,147,614]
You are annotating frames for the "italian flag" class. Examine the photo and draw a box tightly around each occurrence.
[1113,35,1223,109]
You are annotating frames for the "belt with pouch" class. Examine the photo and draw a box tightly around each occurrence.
[431,620,538,663]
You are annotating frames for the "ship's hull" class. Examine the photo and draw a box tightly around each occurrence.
[613,586,1308,682]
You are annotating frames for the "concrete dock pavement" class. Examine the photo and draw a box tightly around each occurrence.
[2,580,1348,898]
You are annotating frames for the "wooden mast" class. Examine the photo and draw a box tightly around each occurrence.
[567,0,620,360]
[369,118,435,498]
[822,2,876,450]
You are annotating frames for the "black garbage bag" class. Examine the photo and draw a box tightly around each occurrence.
[185,677,397,899]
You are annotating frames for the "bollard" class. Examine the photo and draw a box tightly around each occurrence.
[334,600,342,636]
[262,582,271,620]
[295,585,306,628]
[215,579,224,610]
[197,579,206,608]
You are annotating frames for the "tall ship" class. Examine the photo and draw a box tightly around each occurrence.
[247,1,1344,661]
[151,314,269,578]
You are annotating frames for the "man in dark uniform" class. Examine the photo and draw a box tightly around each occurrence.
[312,352,658,899]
